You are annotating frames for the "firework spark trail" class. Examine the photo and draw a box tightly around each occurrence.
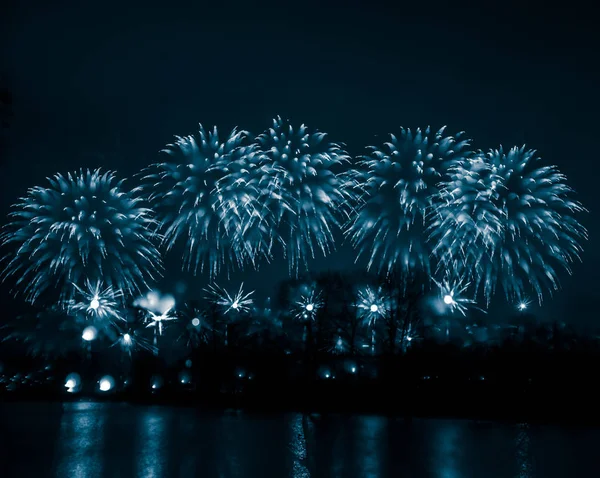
[293,289,323,321]
[254,116,358,274]
[432,146,587,303]
[67,280,124,322]
[111,327,157,355]
[430,154,505,298]
[433,275,483,316]
[205,282,255,315]
[356,286,388,325]
[1,126,587,314]
[346,126,472,277]
[0,169,162,303]
[145,308,177,336]
[137,125,263,278]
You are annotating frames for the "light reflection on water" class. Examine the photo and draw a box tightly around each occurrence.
[136,407,170,478]
[54,402,107,478]
[431,419,463,478]
[515,423,534,478]
[1,402,598,477]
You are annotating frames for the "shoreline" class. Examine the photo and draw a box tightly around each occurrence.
[2,386,599,428]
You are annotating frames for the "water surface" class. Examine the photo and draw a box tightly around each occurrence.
[1,402,598,477]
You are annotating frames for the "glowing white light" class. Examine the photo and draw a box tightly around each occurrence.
[122,333,132,345]
[518,302,527,311]
[407,336,413,342]
[82,326,97,341]
[179,370,191,384]
[370,304,378,313]
[191,318,200,327]
[443,294,454,305]
[98,375,114,392]
[64,373,81,393]
[151,375,163,390]
[205,283,254,314]
[69,281,124,321]
[145,308,176,335]
[294,290,323,321]
[351,367,356,373]
[324,372,330,378]
[134,290,175,315]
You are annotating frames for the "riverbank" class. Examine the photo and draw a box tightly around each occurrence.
[2,379,599,428]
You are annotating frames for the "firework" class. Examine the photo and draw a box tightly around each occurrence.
[144,307,177,336]
[137,125,263,277]
[356,286,388,325]
[0,169,162,303]
[429,155,504,294]
[133,290,175,315]
[205,282,254,314]
[487,147,586,301]
[111,328,156,355]
[293,289,323,321]
[516,298,531,312]
[254,116,356,273]
[434,275,482,316]
[174,305,213,348]
[67,280,124,322]
[434,146,586,302]
[346,126,471,276]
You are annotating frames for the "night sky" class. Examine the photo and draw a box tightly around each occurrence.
[1,0,598,326]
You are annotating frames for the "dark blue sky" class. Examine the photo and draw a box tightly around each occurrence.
[1,0,598,325]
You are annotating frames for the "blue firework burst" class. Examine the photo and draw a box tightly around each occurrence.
[432,146,586,302]
[486,146,586,301]
[346,126,472,276]
[254,116,356,273]
[1,169,162,303]
[137,125,264,277]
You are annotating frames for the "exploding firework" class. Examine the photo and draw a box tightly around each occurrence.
[434,146,586,302]
[346,126,471,276]
[137,125,263,277]
[293,289,323,321]
[0,169,162,303]
[133,290,177,343]
[434,275,482,317]
[205,282,254,314]
[111,328,156,355]
[144,307,177,336]
[254,116,356,273]
[173,305,213,348]
[516,298,531,312]
[67,280,124,322]
[356,286,388,325]
[486,147,586,301]
[429,155,504,292]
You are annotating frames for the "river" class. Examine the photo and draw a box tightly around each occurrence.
[1,401,598,477]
